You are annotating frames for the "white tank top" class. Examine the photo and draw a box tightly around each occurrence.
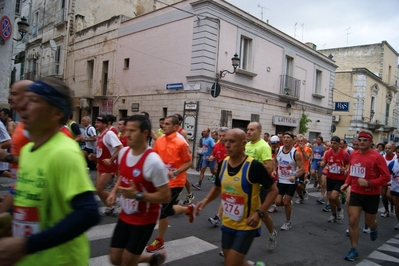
[277,146,297,184]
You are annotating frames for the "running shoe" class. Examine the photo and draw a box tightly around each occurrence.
[267,230,277,251]
[280,221,292,231]
[345,229,349,236]
[102,206,115,216]
[294,199,303,204]
[149,251,166,266]
[363,226,370,234]
[303,190,309,201]
[337,209,344,220]
[394,223,399,230]
[186,204,196,223]
[208,215,221,227]
[183,193,195,204]
[341,192,347,205]
[322,204,331,212]
[146,237,164,252]
[304,179,311,187]
[328,215,337,223]
[370,226,378,241]
[381,210,389,217]
[253,262,266,266]
[344,247,359,262]
[268,204,278,213]
[191,183,201,190]
[208,175,215,182]
[316,197,325,204]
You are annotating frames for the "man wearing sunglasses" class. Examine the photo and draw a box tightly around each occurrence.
[341,130,390,261]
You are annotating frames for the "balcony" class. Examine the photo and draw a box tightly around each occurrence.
[383,116,397,132]
[279,75,300,101]
[24,71,36,81]
[54,8,66,27]
[388,76,398,93]
[41,63,61,77]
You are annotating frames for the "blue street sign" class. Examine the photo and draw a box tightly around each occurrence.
[166,83,184,90]
[334,102,349,112]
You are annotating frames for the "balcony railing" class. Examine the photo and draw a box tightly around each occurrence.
[54,8,66,27]
[41,63,60,77]
[279,75,300,100]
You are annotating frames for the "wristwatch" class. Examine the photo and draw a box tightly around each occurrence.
[3,154,14,163]
[173,170,179,176]
[135,192,144,201]
[256,209,265,218]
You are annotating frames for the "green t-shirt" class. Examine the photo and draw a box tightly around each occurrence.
[245,139,272,163]
[14,132,95,266]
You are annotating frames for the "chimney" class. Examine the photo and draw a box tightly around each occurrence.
[305,42,317,50]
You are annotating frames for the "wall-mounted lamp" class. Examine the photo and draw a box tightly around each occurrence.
[286,103,292,109]
[13,17,30,41]
[316,120,320,122]
[370,110,375,119]
[219,53,240,79]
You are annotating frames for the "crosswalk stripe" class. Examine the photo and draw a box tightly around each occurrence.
[368,250,399,263]
[356,233,399,265]
[89,236,218,265]
[356,259,381,266]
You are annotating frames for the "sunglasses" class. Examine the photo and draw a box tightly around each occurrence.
[358,138,369,142]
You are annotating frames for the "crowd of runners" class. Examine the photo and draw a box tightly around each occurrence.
[0,79,398,265]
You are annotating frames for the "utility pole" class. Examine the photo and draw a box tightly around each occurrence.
[345,27,351,46]
[257,4,269,22]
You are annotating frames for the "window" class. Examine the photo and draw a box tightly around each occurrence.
[102,61,109,95]
[87,60,94,87]
[54,46,61,74]
[240,36,252,70]
[124,58,130,69]
[15,0,21,14]
[385,102,390,125]
[315,69,322,93]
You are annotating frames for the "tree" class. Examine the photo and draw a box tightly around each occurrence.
[299,112,312,134]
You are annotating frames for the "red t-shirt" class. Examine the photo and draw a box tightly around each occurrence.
[211,142,228,163]
[346,149,390,195]
[324,148,350,180]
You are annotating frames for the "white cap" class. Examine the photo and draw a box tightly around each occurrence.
[270,136,280,143]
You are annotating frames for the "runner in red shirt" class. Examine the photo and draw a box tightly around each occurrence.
[107,115,170,266]
[341,130,390,261]
[320,136,350,223]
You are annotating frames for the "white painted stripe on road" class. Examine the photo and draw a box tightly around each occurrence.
[87,222,169,241]
[387,237,399,245]
[378,243,399,253]
[368,250,399,263]
[89,236,218,266]
[356,259,382,266]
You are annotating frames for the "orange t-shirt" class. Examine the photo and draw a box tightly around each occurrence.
[296,145,312,173]
[10,123,30,180]
[152,132,192,188]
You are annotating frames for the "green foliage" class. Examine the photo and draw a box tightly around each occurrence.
[299,113,312,134]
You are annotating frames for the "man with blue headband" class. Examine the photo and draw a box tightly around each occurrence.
[0,77,100,265]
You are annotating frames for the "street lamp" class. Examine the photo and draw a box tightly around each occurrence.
[219,53,240,79]
[13,17,29,41]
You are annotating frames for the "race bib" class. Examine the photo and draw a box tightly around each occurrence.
[221,193,244,221]
[329,164,341,174]
[393,176,399,185]
[279,165,292,176]
[13,206,40,238]
[119,195,139,215]
[350,165,366,178]
[314,153,321,159]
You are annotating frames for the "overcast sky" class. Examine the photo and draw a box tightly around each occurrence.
[225,0,399,54]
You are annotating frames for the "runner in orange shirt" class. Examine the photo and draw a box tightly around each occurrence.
[294,134,312,204]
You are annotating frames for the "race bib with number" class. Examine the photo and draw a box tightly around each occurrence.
[120,195,139,215]
[279,165,292,176]
[350,165,366,178]
[13,206,40,238]
[314,153,321,159]
[329,164,341,174]
[221,193,244,221]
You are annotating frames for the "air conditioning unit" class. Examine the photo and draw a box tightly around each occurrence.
[332,115,340,122]
[80,98,90,109]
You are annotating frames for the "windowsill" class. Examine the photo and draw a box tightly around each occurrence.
[236,68,258,77]
[312,93,325,99]
[123,67,129,70]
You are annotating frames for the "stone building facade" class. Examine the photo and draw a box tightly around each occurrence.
[319,42,399,143]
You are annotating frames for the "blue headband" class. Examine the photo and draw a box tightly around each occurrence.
[27,80,71,117]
